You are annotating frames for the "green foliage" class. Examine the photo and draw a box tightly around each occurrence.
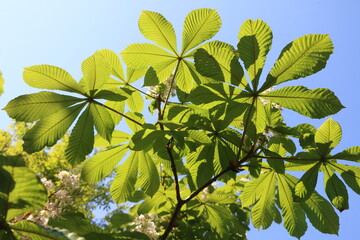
[1,7,360,240]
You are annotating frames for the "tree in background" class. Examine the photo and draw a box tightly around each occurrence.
[1,8,360,240]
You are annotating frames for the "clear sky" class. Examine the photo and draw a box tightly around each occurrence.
[1,0,359,239]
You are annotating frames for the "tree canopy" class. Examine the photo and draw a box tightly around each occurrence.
[1,8,359,240]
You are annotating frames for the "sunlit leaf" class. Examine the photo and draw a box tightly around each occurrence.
[277,173,307,238]
[238,19,272,89]
[95,49,125,81]
[23,65,84,94]
[81,144,128,184]
[80,54,112,93]
[181,8,221,54]
[315,118,341,157]
[89,103,114,142]
[323,165,349,211]
[65,106,94,165]
[264,34,333,88]
[3,92,82,122]
[331,163,360,195]
[110,151,139,204]
[137,151,160,197]
[126,90,144,112]
[94,130,129,147]
[332,146,360,162]
[294,162,321,201]
[260,86,344,118]
[139,10,177,53]
[0,156,47,221]
[23,103,85,153]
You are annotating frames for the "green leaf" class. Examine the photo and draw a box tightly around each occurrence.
[315,118,342,156]
[301,192,339,235]
[194,48,224,82]
[240,171,273,207]
[251,171,276,230]
[65,106,94,165]
[139,10,177,53]
[126,67,148,84]
[94,130,129,147]
[81,144,128,184]
[3,92,83,122]
[49,212,104,236]
[176,60,197,93]
[125,112,145,132]
[200,41,246,87]
[126,90,144,112]
[80,54,112,93]
[323,165,349,211]
[23,103,85,153]
[89,103,114,142]
[143,67,159,87]
[330,163,360,195]
[23,65,84,94]
[0,156,47,221]
[121,43,176,69]
[110,212,135,227]
[11,221,69,240]
[95,49,125,81]
[238,19,272,89]
[137,151,160,197]
[332,146,360,162]
[105,100,125,126]
[277,174,307,238]
[93,88,128,102]
[294,162,321,201]
[110,151,139,204]
[265,34,333,87]
[181,8,221,54]
[260,86,344,118]
[205,205,236,238]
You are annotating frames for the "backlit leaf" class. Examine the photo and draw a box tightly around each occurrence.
[332,146,360,162]
[238,19,272,89]
[89,103,114,142]
[95,49,125,81]
[23,65,84,94]
[81,144,129,184]
[139,10,177,53]
[294,162,321,201]
[23,103,85,153]
[181,8,221,54]
[11,221,69,240]
[65,106,94,165]
[137,151,160,197]
[260,86,344,118]
[3,92,82,122]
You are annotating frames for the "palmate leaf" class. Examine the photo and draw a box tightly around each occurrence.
[205,205,238,238]
[315,118,342,156]
[330,163,360,195]
[137,151,160,197]
[121,43,176,69]
[23,103,85,153]
[139,10,177,53]
[332,146,360,162]
[294,162,321,201]
[105,100,125,126]
[3,92,83,122]
[89,103,114,142]
[11,221,69,240]
[110,151,139,204]
[23,65,84,94]
[126,90,144,112]
[65,105,94,165]
[285,174,339,235]
[94,130,129,147]
[0,156,47,221]
[263,34,333,89]
[277,173,307,238]
[323,165,349,211]
[79,54,112,94]
[260,86,344,118]
[198,41,247,87]
[95,49,125,81]
[181,8,221,55]
[251,171,276,230]
[81,144,129,184]
[238,19,272,89]
[194,48,225,82]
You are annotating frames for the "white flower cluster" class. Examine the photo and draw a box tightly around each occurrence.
[147,74,176,100]
[131,213,159,239]
[259,86,282,110]
[27,171,81,226]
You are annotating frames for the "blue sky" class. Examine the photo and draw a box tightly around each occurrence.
[1,0,359,239]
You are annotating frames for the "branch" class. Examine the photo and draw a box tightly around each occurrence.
[166,137,182,202]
